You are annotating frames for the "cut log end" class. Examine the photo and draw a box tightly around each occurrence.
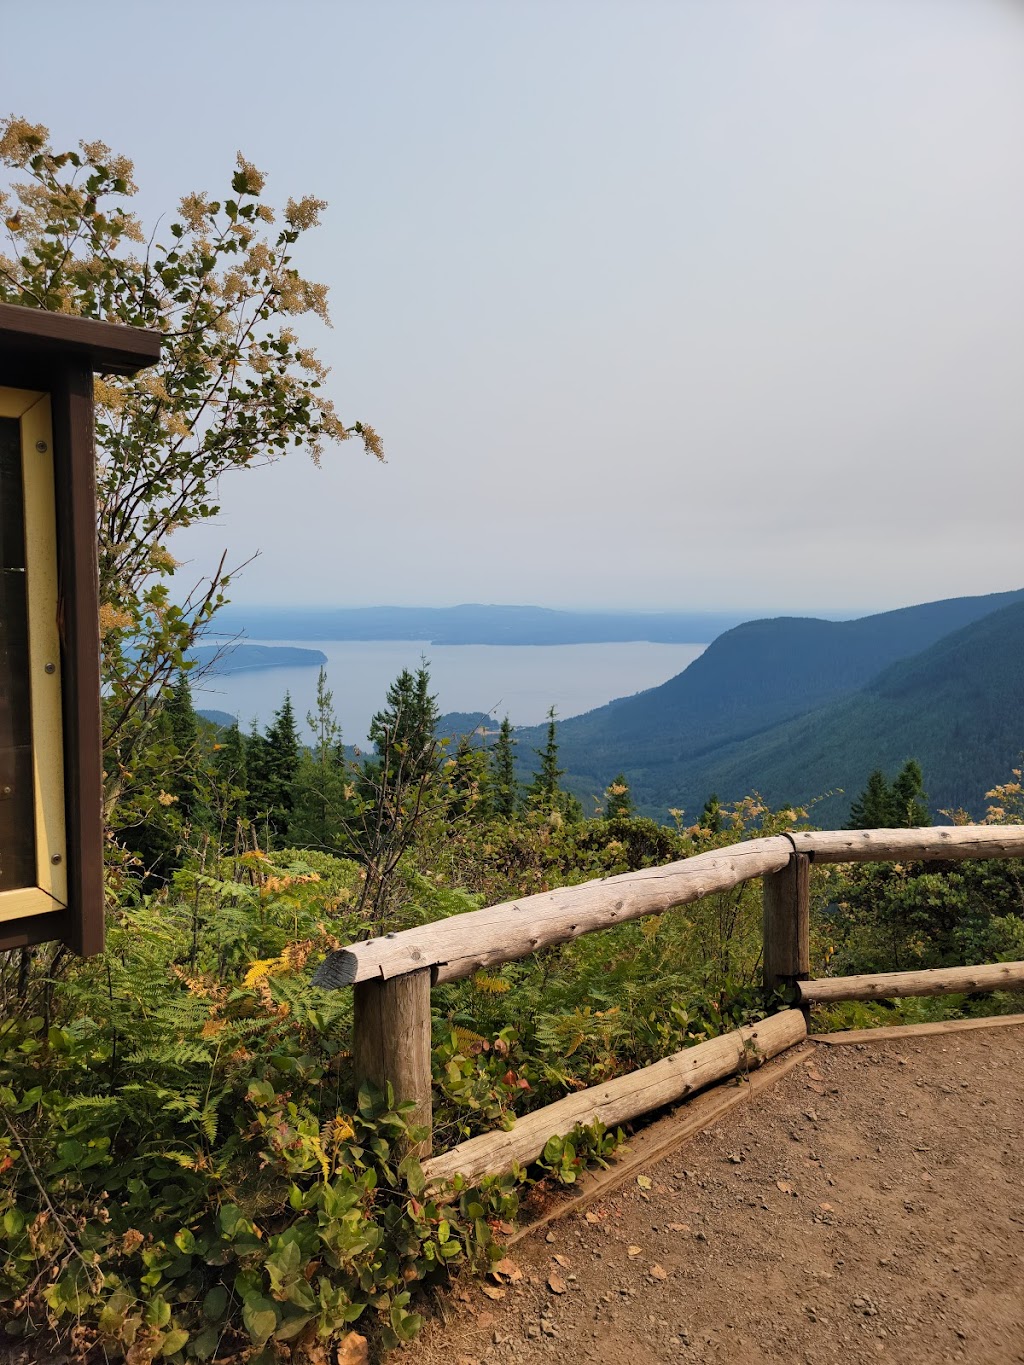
[310,949,360,989]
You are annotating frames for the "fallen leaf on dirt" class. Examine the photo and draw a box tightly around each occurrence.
[585,1210,603,1224]
[552,1253,571,1268]
[627,1245,643,1257]
[336,1332,368,1365]
[776,1181,795,1195]
[921,1171,933,1183]
[819,1202,834,1212]
[804,1065,824,1082]
[491,1257,523,1283]
[649,1263,669,1281]
[548,1272,567,1294]
[476,1311,495,1328]
[636,1175,653,1190]
[481,1285,506,1301]
[666,1222,690,1233]
[496,1220,516,1236]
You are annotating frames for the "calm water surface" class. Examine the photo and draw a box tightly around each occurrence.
[192,639,706,743]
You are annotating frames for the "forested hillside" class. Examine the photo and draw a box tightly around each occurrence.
[676,596,1024,824]
[521,588,1024,818]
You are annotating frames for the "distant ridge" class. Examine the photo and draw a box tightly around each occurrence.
[210,603,754,646]
[513,587,1024,818]
[675,597,1024,824]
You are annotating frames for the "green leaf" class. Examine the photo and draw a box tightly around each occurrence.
[241,1296,278,1346]
[146,1295,171,1328]
[399,1154,426,1198]
[173,1228,195,1254]
[160,1328,189,1357]
[202,1286,228,1321]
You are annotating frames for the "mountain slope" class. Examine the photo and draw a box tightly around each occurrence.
[533,588,1024,795]
[623,597,1024,823]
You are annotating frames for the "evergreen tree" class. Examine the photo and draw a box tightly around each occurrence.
[212,720,248,841]
[490,716,519,818]
[847,770,893,830]
[290,669,352,849]
[604,773,635,820]
[447,733,492,821]
[890,759,929,827]
[527,707,564,813]
[848,761,929,829]
[246,695,300,845]
[162,671,209,829]
[368,663,440,789]
[699,792,723,834]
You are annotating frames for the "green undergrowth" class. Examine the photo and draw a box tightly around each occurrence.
[3,800,1022,1361]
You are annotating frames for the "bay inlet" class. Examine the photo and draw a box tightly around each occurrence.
[192,638,707,743]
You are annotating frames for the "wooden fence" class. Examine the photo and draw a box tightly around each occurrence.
[312,825,1024,1180]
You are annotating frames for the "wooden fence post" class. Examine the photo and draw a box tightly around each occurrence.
[762,853,810,1000]
[352,968,432,1158]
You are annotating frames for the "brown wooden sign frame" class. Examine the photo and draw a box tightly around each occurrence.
[0,303,160,955]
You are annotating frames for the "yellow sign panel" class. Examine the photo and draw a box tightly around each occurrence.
[0,387,67,924]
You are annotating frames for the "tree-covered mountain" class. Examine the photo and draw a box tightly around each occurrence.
[516,588,1024,819]
[674,597,1024,824]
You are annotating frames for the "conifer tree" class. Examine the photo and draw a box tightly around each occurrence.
[447,733,492,821]
[163,671,206,830]
[847,770,893,830]
[604,773,635,820]
[491,716,519,818]
[699,792,723,834]
[890,759,929,828]
[848,762,929,829]
[527,707,564,813]
[368,663,440,789]
[212,720,248,841]
[290,669,352,849]
[246,695,300,845]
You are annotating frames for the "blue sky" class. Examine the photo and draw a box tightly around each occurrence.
[3,0,1023,613]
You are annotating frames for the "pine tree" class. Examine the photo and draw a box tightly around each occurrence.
[847,769,893,830]
[848,762,929,830]
[604,773,635,820]
[699,792,723,834]
[890,759,929,828]
[246,694,300,845]
[490,716,518,818]
[527,707,564,813]
[289,669,352,849]
[447,733,492,821]
[368,663,440,789]
[211,720,248,841]
[164,670,207,830]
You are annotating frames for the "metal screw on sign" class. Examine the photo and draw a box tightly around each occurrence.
[51,854,62,865]
[44,662,56,674]
[35,440,47,452]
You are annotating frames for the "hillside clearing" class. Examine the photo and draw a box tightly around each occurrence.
[411,1023,1024,1365]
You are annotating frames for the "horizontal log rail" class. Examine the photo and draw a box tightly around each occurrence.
[422,1009,807,1185]
[798,959,1024,1004]
[787,827,1024,864]
[310,823,1024,1177]
[313,836,792,988]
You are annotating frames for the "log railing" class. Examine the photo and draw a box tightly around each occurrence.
[311,824,1024,1176]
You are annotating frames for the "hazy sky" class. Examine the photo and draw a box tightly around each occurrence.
[4,0,1023,614]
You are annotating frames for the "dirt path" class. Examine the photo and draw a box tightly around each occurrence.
[410,1023,1024,1365]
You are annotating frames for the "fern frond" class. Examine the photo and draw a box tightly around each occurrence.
[472,972,511,995]
[452,1026,487,1054]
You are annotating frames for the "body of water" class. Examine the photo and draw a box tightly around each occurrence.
[192,639,707,743]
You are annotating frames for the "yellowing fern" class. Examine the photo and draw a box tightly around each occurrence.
[472,972,510,995]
